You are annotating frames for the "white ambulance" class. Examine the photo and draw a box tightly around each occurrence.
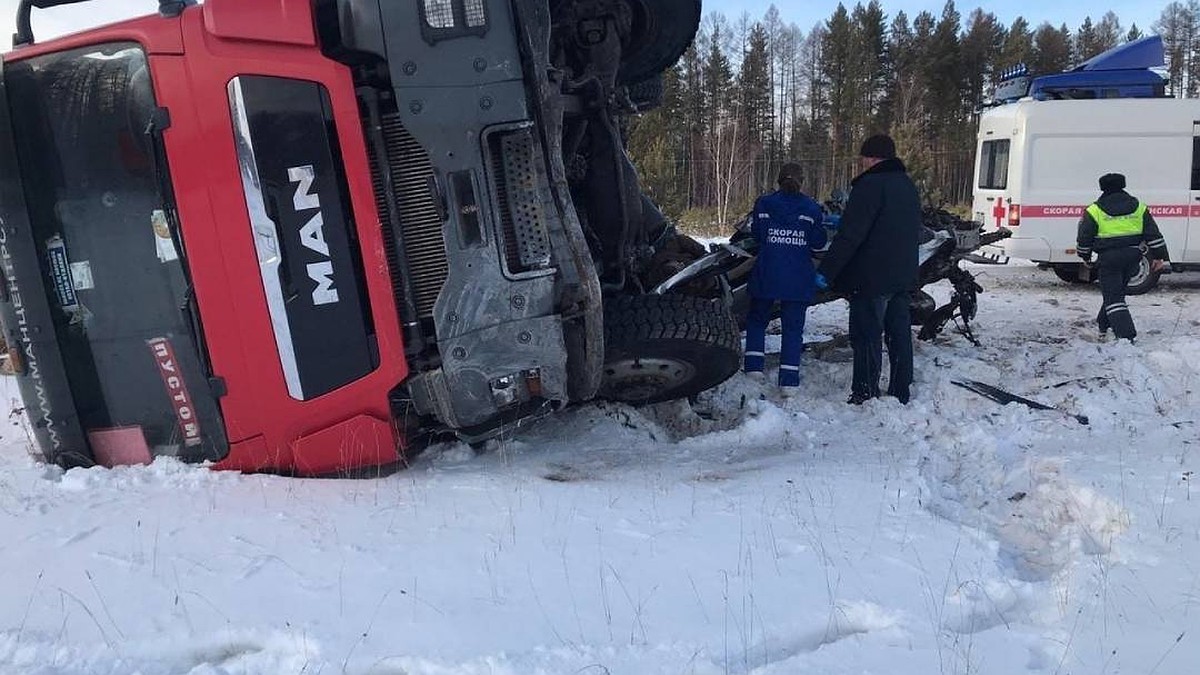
[972,37,1197,293]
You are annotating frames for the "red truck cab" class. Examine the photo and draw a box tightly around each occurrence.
[0,0,734,476]
[1,2,413,474]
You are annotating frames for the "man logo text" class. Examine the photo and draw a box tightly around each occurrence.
[288,165,339,306]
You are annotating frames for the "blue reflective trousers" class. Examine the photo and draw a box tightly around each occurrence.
[744,298,808,387]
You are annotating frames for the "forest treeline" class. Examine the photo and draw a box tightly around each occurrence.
[627,1,1197,231]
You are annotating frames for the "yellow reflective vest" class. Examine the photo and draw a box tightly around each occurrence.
[1087,202,1146,239]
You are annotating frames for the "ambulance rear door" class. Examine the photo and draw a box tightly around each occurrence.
[1186,121,1200,263]
[973,111,1016,233]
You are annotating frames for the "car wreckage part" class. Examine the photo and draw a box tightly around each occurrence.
[952,379,1089,425]
[600,294,741,404]
[674,208,1013,344]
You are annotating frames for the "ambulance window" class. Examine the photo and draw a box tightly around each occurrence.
[978,139,1010,190]
[1192,138,1200,191]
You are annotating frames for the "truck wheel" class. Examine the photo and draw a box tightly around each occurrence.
[615,0,701,85]
[1125,252,1161,295]
[627,75,664,112]
[600,294,741,404]
[1052,263,1092,284]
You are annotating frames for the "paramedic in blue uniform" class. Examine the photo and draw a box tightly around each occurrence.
[1076,173,1171,341]
[744,163,827,393]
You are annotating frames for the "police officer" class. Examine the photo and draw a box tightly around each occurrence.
[1076,173,1171,341]
[744,163,827,394]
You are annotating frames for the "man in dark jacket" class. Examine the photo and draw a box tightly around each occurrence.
[1076,173,1170,341]
[817,134,921,404]
[745,163,827,393]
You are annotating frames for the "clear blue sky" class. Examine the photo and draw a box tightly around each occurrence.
[706,0,1160,34]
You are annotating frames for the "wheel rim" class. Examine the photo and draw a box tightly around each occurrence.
[602,357,696,401]
[1127,255,1151,289]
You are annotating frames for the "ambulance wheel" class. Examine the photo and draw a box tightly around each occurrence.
[600,294,741,405]
[1125,253,1161,295]
[1052,263,1091,284]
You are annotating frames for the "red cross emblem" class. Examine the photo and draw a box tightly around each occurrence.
[992,197,1006,228]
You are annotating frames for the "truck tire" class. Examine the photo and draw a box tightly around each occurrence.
[600,294,741,404]
[1125,252,1161,295]
[627,75,664,112]
[1052,263,1092,284]
[615,0,701,85]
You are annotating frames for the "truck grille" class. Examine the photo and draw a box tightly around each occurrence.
[367,112,447,320]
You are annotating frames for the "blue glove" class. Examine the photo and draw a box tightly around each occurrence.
[823,214,841,230]
[814,272,829,291]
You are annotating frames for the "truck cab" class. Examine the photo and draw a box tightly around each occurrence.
[0,0,738,475]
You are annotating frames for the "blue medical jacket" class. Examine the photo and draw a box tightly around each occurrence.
[748,190,828,302]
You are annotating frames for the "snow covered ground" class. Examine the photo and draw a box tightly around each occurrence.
[1,264,1199,675]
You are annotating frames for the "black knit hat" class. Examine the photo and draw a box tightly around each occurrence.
[1099,173,1126,193]
[859,134,897,160]
[778,162,803,186]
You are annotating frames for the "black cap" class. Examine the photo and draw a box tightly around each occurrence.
[778,162,803,184]
[859,134,897,160]
[1099,173,1126,193]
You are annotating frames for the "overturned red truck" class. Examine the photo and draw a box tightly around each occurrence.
[0,0,743,474]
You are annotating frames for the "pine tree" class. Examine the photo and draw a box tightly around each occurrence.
[1031,22,1072,75]
[885,11,927,195]
[1155,3,1191,97]
[852,1,889,133]
[703,24,735,128]
[763,4,786,175]
[1075,17,1101,62]
[1187,1,1200,98]
[961,9,1005,112]
[777,22,804,171]
[677,44,705,208]
[877,10,912,131]
[999,17,1034,69]
[798,25,828,168]
[923,1,962,130]
[628,64,687,216]
[702,22,748,224]
[1126,23,1144,43]
[1096,11,1123,52]
[738,22,773,192]
[821,4,858,182]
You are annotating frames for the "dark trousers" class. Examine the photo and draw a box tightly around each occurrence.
[848,292,913,403]
[745,298,808,387]
[1095,247,1142,340]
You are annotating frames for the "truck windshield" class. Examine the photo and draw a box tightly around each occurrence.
[4,42,226,464]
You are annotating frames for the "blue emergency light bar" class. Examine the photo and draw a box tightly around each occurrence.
[998,64,1029,82]
[984,36,1167,107]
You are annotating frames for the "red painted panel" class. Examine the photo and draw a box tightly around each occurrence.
[144,9,409,473]
[202,0,317,47]
[291,415,401,476]
[216,435,292,474]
